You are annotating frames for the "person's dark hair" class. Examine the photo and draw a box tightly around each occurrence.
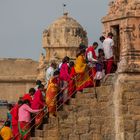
[99,36,105,42]
[36,80,42,86]
[79,44,87,50]
[76,49,86,57]
[23,100,30,106]
[62,56,70,63]
[7,104,13,110]
[53,70,60,76]
[38,84,44,89]
[18,100,23,105]
[51,62,57,68]
[108,32,113,37]
[69,61,74,67]
[29,88,36,94]
[93,42,98,46]
[98,48,104,53]
[5,121,11,127]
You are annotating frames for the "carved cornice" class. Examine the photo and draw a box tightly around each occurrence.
[0,76,37,83]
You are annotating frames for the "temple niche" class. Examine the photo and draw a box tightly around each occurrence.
[42,13,88,62]
[102,0,140,73]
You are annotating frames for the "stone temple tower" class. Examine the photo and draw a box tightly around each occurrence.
[42,13,88,62]
[102,0,140,73]
[102,0,140,140]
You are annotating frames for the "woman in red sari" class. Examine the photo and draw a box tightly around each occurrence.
[68,61,76,98]
[74,49,93,91]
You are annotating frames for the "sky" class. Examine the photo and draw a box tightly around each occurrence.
[0,0,110,61]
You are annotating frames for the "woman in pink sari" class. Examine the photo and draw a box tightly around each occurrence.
[18,100,40,140]
[59,56,70,104]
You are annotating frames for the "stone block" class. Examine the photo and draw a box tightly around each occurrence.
[77,98,92,105]
[136,121,140,130]
[69,134,80,140]
[134,132,140,140]
[60,128,73,135]
[44,129,58,137]
[92,134,103,140]
[128,105,140,115]
[77,116,90,125]
[123,92,140,101]
[59,135,69,140]
[83,88,95,93]
[45,136,58,140]
[77,109,91,117]
[124,132,134,140]
[101,119,115,134]
[80,132,93,140]
[75,124,89,134]
[35,130,44,137]
[132,99,140,106]
[90,123,101,133]
[132,115,140,121]
[102,134,115,140]
[124,120,136,132]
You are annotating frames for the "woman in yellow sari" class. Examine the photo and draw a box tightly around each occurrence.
[74,49,93,91]
[46,71,59,117]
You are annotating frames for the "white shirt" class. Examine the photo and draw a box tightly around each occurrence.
[87,50,97,68]
[103,38,114,59]
[46,66,54,84]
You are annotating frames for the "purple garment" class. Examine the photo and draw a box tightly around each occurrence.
[59,63,70,82]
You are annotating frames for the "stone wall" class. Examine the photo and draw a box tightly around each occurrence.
[113,74,140,140]
[0,58,38,102]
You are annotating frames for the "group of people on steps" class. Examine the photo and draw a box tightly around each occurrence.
[0,32,116,140]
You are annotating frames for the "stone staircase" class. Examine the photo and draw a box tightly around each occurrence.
[31,74,115,140]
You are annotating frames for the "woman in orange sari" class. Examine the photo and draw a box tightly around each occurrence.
[74,49,93,91]
[45,71,59,117]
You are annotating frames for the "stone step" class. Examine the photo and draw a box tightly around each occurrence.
[96,85,113,102]
[43,128,58,137]
[76,92,96,99]
[101,73,115,86]
[35,129,45,137]
[83,87,95,93]
[30,137,43,140]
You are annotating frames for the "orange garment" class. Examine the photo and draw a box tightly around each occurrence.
[46,77,59,115]
[0,126,13,140]
[74,54,93,91]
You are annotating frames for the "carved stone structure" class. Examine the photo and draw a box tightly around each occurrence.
[102,1,140,140]
[102,0,140,73]
[42,13,88,62]
[37,53,47,82]
[0,59,38,102]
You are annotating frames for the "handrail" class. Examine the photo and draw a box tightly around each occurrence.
[12,67,98,140]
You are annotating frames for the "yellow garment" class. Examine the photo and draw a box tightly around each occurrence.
[74,54,93,90]
[46,77,58,115]
[74,55,86,74]
[0,126,13,140]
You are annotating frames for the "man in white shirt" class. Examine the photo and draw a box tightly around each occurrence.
[103,32,114,74]
[45,62,57,88]
[86,42,98,81]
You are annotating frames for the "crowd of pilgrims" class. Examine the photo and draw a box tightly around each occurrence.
[0,32,116,140]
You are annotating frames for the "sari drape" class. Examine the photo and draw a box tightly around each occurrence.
[19,121,30,140]
[68,67,76,97]
[74,55,93,91]
[46,77,59,115]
